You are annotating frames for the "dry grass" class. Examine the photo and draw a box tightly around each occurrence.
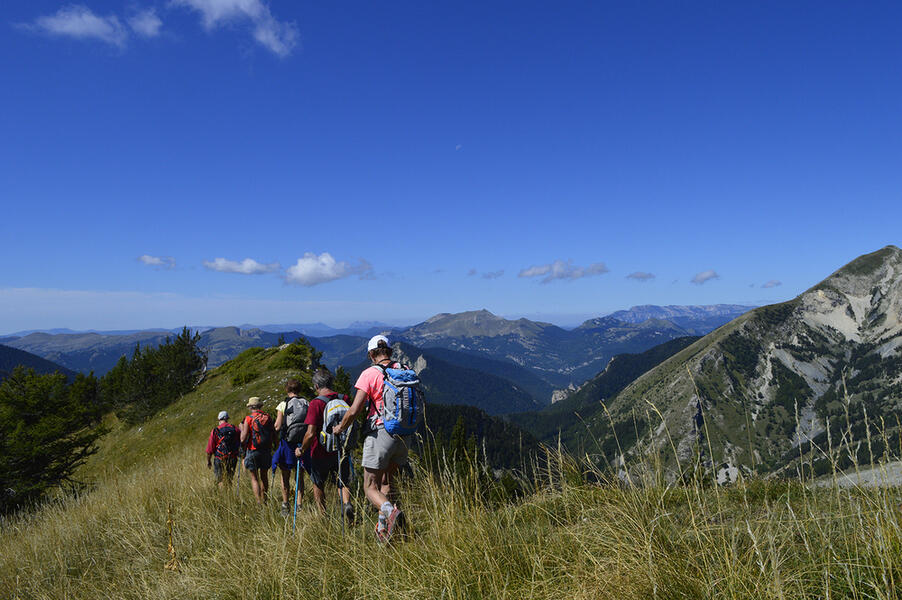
[2,353,900,599]
[1,439,901,600]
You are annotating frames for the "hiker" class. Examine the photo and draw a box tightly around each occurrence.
[272,379,309,517]
[296,367,354,520]
[239,397,274,504]
[205,410,240,488]
[333,335,417,541]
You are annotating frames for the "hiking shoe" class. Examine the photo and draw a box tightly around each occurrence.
[280,501,290,517]
[374,523,388,543]
[342,502,355,525]
[385,507,405,541]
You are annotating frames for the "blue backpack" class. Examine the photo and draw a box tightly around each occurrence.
[375,364,424,436]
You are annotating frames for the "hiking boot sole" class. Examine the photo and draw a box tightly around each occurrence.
[385,508,405,542]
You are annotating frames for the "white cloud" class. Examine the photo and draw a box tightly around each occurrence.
[285,253,373,286]
[129,8,162,37]
[138,254,176,269]
[691,270,720,285]
[203,257,280,275]
[482,270,504,280]
[467,268,477,276]
[518,260,609,284]
[171,0,299,57]
[627,271,655,281]
[761,279,782,289]
[26,5,128,47]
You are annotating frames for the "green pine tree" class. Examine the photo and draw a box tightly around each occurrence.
[0,368,107,514]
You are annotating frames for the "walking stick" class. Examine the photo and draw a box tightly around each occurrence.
[336,440,345,538]
[293,456,301,532]
[235,451,242,499]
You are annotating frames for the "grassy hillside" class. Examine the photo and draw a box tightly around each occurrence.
[2,428,901,598]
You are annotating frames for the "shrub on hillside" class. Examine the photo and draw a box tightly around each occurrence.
[269,338,322,371]
[0,367,106,514]
[230,370,259,386]
[102,327,206,424]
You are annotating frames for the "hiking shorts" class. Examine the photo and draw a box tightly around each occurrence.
[308,454,354,489]
[244,449,271,471]
[361,428,410,471]
[213,456,237,482]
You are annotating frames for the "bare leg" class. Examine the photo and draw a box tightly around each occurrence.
[381,463,399,505]
[279,466,292,503]
[248,469,264,504]
[312,484,327,514]
[259,469,269,500]
[363,468,389,510]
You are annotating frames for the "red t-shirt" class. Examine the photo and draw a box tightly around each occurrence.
[305,395,330,461]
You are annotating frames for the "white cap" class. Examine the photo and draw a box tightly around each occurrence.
[367,334,390,352]
[218,410,229,421]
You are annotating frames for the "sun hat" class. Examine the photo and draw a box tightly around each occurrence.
[367,334,390,352]
[217,410,229,421]
[246,396,262,408]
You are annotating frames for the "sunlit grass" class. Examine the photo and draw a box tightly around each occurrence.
[2,348,901,599]
[2,437,901,599]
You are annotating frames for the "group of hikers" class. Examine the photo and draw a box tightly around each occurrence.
[204,335,417,543]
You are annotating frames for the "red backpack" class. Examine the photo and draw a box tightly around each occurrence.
[249,411,273,451]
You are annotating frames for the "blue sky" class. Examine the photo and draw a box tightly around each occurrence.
[2,1,900,333]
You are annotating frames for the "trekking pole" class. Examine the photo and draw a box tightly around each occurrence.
[235,452,242,500]
[293,458,301,532]
[337,440,345,538]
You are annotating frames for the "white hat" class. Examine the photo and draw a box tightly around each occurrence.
[217,410,229,421]
[367,334,390,352]
[246,396,262,407]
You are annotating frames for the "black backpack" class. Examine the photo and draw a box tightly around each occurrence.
[215,423,239,459]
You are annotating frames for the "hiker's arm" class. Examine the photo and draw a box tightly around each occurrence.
[333,388,367,434]
[299,425,316,455]
[205,430,215,467]
[239,420,249,445]
[274,409,284,432]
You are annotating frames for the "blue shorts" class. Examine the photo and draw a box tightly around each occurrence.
[272,440,309,473]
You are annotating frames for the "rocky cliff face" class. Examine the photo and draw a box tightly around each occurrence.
[593,246,902,479]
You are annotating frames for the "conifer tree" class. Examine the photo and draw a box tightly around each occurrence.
[0,368,106,514]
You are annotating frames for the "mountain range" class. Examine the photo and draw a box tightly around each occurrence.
[2,327,310,375]
[390,309,737,389]
[1,304,754,414]
[606,304,755,334]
